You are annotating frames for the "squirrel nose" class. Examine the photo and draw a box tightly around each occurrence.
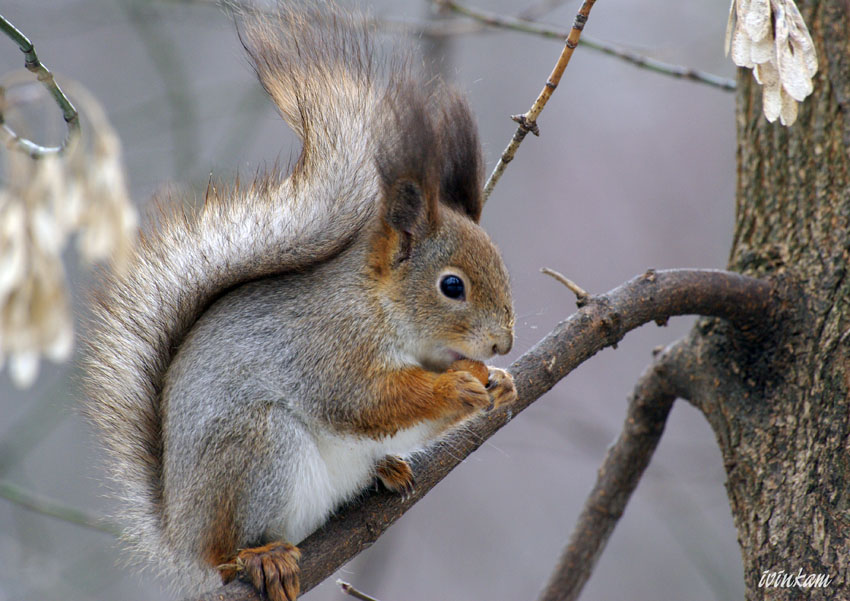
[491,331,513,355]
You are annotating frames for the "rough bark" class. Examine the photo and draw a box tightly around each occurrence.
[688,0,850,597]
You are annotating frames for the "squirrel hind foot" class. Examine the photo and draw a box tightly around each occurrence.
[376,454,415,498]
[220,542,302,601]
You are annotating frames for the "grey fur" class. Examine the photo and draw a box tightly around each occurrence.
[83,1,514,591]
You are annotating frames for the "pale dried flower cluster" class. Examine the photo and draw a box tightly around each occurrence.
[725,0,818,126]
[0,79,137,388]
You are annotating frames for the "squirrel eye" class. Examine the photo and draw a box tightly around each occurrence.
[439,274,466,301]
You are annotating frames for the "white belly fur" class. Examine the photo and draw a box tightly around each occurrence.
[273,422,434,544]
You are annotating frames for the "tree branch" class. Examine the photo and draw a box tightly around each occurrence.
[518,0,573,21]
[0,478,121,536]
[0,13,80,157]
[541,266,589,306]
[477,0,599,201]
[338,580,383,601]
[537,338,697,601]
[187,268,774,601]
[157,0,735,92]
[438,0,736,93]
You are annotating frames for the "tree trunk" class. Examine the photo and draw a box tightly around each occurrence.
[692,0,850,597]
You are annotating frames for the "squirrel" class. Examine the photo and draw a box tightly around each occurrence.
[83,3,516,601]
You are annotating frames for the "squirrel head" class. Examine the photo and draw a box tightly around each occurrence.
[368,86,514,371]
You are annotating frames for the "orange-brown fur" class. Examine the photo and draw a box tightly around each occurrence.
[366,220,397,280]
[448,358,490,386]
[202,493,239,572]
[226,542,301,601]
[376,455,416,495]
[349,361,491,438]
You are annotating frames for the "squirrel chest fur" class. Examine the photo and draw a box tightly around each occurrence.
[84,3,516,600]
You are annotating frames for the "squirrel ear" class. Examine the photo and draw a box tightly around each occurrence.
[385,179,428,234]
[375,86,441,236]
[438,91,484,223]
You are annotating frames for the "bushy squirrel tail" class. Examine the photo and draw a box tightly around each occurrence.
[82,0,484,579]
[239,2,381,186]
[237,2,485,221]
[81,2,396,575]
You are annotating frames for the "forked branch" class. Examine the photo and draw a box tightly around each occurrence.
[188,268,774,601]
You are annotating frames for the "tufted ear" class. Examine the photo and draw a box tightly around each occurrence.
[438,90,484,223]
[375,85,441,239]
[383,179,428,235]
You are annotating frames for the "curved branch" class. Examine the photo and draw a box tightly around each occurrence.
[537,338,697,601]
[188,268,774,601]
[0,13,80,157]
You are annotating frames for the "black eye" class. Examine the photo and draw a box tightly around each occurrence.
[440,274,466,300]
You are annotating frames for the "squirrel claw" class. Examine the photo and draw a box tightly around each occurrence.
[230,542,301,601]
[376,455,415,499]
[486,367,517,409]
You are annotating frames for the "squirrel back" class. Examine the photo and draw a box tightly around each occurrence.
[83,0,500,586]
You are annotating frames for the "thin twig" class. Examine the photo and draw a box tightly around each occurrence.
[470,0,598,201]
[541,267,589,306]
[518,0,573,21]
[0,478,121,536]
[187,269,774,601]
[438,0,736,94]
[338,580,383,601]
[537,340,694,601]
[0,13,79,157]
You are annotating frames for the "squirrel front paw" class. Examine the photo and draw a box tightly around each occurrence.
[486,367,517,409]
[440,360,517,413]
[224,542,301,601]
[435,364,491,416]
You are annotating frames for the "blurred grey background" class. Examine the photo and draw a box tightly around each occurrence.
[0,0,742,599]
